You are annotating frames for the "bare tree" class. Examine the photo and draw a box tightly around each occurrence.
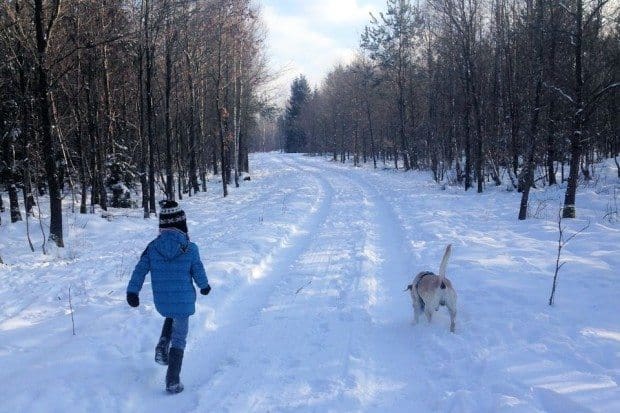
[549,208,590,305]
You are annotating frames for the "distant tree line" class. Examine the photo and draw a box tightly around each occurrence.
[0,0,272,247]
[281,0,619,219]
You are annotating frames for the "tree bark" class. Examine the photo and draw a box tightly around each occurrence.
[144,0,157,213]
[518,0,544,220]
[8,184,22,223]
[563,0,584,219]
[34,0,63,247]
[164,17,175,201]
[185,52,200,194]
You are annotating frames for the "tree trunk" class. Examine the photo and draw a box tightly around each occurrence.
[8,184,22,223]
[546,13,559,186]
[398,69,411,171]
[563,0,584,219]
[144,0,157,213]
[473,93,484,194]
[197,80,208,192]
[215,10,228,197]
[233,48,241,188]
[34,0,63,247]
[463,102,472,191]
[518,0,544,220]
[86,55,106,211]
[366,102,377,169]
[546,100,558,186]
[185,53,200,194]
[217,105,228,197]
[14,0,28,221]
[138,21,150,218]
[164,18,175,201]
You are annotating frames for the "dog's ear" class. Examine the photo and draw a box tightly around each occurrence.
[404,284,412,292]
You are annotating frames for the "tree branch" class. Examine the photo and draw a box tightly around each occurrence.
[544,82,576,105]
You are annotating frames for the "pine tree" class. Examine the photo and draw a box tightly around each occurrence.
[361,0,423,171]
[284,76,311,153]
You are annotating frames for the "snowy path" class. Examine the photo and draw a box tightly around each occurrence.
[192,157,418,412]
[1,153,618,413]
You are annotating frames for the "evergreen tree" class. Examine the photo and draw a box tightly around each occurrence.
[284,76,311,153]
[361,0,423,170]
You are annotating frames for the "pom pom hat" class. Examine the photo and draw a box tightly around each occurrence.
[159,200,188,233]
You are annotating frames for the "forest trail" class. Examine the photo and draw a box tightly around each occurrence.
[1,153,618,413]
[185,155,422,412]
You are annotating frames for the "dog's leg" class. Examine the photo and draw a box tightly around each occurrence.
[424,307,433,323]
[411,288,423,325]
[448,305,456,333]
[412,297,423,324]
[413,304,420,324]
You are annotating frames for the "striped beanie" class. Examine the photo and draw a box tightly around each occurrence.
[159,200,188,233]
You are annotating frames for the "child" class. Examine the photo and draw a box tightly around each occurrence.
[126,200,211,394]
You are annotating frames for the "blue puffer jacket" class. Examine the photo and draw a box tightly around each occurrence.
[127,229,209,317]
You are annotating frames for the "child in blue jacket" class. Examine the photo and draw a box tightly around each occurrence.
[126,200,211,394]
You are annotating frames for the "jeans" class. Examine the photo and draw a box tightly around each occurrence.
[170,316,189,350]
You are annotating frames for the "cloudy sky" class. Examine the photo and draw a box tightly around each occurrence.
[260,0,386,102]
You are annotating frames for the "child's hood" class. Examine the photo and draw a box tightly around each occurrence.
[151,230,190,260]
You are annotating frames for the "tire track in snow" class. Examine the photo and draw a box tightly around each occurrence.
[292,158,488,412]
[178,156,336,410]
[295,158,426,411]
[192,158,372,411]
[195,156,419,412]
[297,157,551,412]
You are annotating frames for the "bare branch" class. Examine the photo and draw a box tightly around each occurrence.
[563,220,591,244]
[544,82,576,105]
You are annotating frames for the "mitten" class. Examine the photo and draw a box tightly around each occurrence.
[127,292,139,307]
[200,285,211,296]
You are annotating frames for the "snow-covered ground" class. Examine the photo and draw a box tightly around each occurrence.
[0,153,618,413]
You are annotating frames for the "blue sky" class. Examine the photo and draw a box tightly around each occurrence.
[260,0,386,101]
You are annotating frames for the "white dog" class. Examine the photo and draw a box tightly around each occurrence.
[406,244,457,332]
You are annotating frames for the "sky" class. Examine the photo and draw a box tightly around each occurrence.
[259,0,387,104]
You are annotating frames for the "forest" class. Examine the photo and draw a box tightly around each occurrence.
[1,0,618,251]
[280,0,619,221]
[0,0,273,248]
[0,2,619,409]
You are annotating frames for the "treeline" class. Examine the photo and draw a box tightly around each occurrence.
[0,0,271,247]
[281,0,619,219]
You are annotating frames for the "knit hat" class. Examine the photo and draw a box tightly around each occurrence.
[159,200,188,233]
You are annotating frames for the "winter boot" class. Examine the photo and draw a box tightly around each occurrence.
[166,347,184,394]
[155,318,173,365]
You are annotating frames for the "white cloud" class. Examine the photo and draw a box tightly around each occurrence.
[260,0,385,105]
[307,0,377,24]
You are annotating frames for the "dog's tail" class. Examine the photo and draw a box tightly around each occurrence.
[438,244,452,288]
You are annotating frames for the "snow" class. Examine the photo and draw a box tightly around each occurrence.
[0,153,619,412]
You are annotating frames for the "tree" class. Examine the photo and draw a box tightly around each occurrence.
[283,76,311,153]
[0,0,272,246]
[558,0,618,218]
[518,0,545,220]
[285,0,616,223]
[33,0,64,247]
[361,0,423,171]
